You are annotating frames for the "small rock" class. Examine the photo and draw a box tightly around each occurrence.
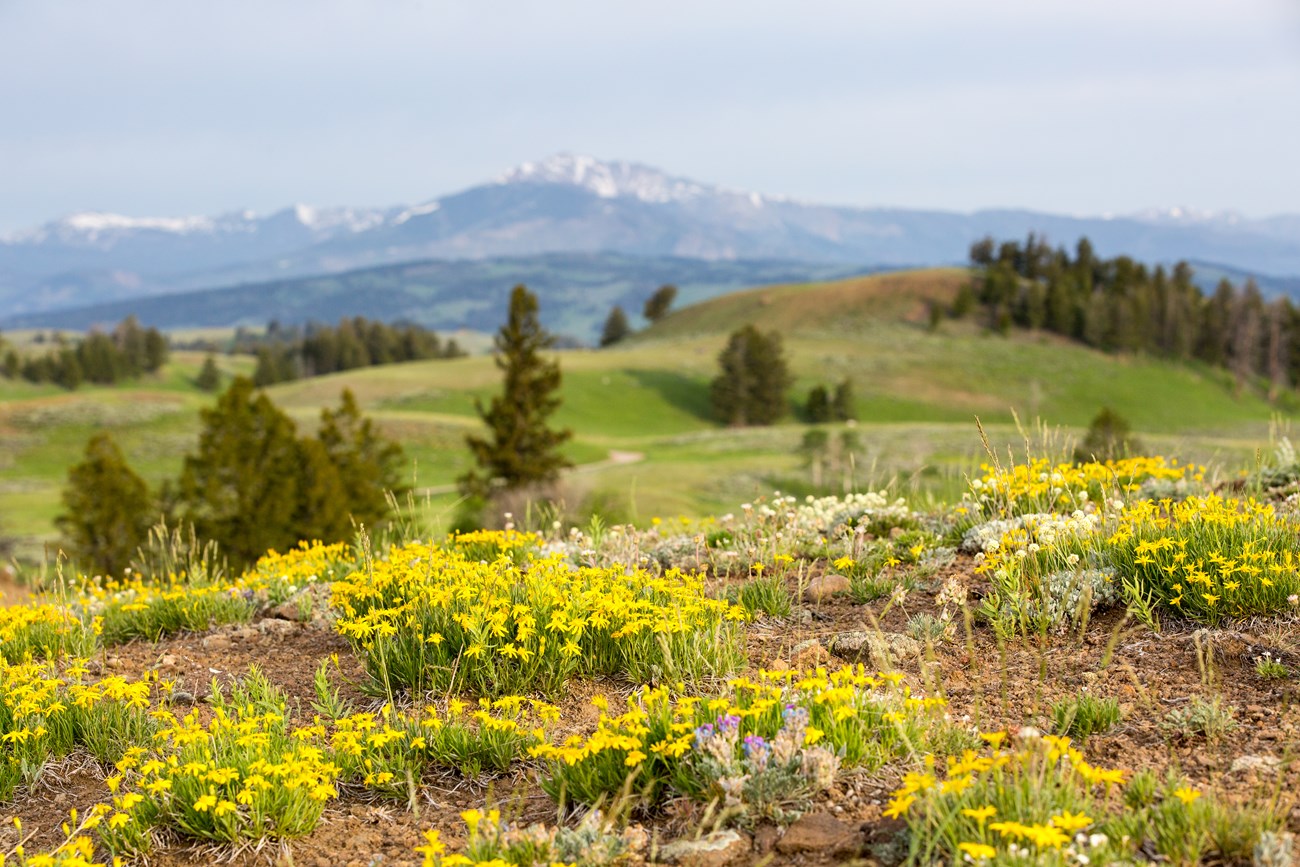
[1230,754,1280,775]
[660,830,751,867]
[777,812,858,856]
[202,634,231,651]
[792,639,831,668]
[804,573,851,602]
[270,599,310,622]
[257,618,296,636]
[753,825,780,855]
[828,630,921,666]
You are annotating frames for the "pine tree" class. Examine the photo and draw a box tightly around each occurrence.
[56,433,154,578]
[805,386,831,423]
[318,389,407,529]
[832,379,856,421]
[178,377,308,568]
[460,286,573,497]
[196,354,222,392]
[710,325,792,427]
[1073,407,1142,463]
[599,306,631,347]
[643,285,678,323]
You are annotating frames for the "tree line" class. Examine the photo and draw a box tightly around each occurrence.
[244,317,466,386]
[962,235,1299,397]
[2,317,168,389]
[58,379,406,576]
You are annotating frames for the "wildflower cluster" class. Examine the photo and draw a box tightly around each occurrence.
[416,808,642,867]
[966,457,1194,520]
[1104,495,1300,624]
[531,666,965,811]
[692,703,840,823]
[0,603,94,663]
[99,671,339,857]
[0,658,153,801]
[331,536,747,696]
[303,695,559,799]
[887,728,1127,865]
[79,541,350,645]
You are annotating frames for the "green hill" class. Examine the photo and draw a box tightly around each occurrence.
[0,268,1289,563]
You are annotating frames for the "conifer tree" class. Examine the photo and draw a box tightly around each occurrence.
[57,432,154,578]
[805,385,831,423]
[196,354,222,392]
[599,306,631,347]
[710,325,791,426]
[1073,407,1142,463]
[178,376,309,568]
[318,389,407,528]
[643,285,678,323]
[460,286,573,497]
[832,378,856,421]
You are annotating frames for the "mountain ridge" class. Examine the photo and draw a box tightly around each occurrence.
[3,154,1300,323]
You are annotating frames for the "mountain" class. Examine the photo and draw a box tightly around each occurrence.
[2,154,1299,324]
[0,253,887,343]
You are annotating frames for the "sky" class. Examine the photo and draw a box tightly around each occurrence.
[1,0,1298,232]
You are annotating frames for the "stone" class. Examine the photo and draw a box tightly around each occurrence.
[792,639,831,668]
[201,634,231,651]
[231,625,260,643]
[270,598,310,622]
[753,825,780,855]
[828,630,921,665]
[804,573,851,602]
[777,812,858,856]
[659,830,751,867]
[257,617,296,636]
[1230,754,1280,774]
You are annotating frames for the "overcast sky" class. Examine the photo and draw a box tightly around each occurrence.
[1,0,1298,232]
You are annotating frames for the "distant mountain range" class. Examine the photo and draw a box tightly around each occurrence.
[3,154,1299,333]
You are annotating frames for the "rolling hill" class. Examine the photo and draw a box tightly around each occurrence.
[0,269,1289,564]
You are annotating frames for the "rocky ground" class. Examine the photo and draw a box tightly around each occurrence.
[1,553,1296,867]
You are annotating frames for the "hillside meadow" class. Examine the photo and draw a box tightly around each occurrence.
[0,268,1290,563]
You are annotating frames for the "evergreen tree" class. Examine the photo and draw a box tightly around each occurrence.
[805,385,832,423]
[177,377,309,568]
[196,354,222,392]
[318,389,407,529]
[460,286,573,497]
[710,325,792,426]
[832,379,856,421]
[599,306,631,347]
[56,433,154,578]
[643,285,678,322]
[1073,407,1142,463]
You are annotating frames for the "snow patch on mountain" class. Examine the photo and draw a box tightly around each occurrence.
[497,153,716,205]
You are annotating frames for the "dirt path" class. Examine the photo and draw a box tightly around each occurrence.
[413,449,645,496]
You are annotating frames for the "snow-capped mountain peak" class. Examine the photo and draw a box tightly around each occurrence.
[497,153,716,205]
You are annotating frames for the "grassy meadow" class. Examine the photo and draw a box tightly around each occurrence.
[0,267,1290,563]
